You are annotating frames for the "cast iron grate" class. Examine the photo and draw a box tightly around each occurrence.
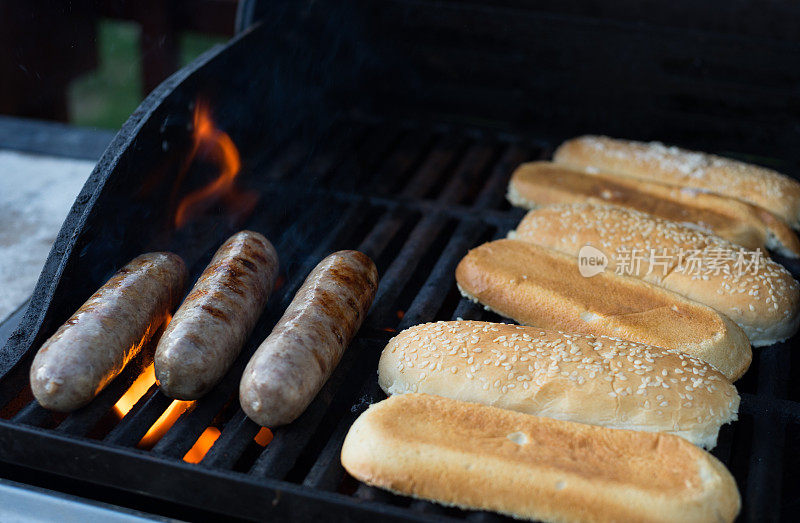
[0,118,797,521]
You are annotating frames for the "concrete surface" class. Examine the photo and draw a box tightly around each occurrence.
[0,149,93,324]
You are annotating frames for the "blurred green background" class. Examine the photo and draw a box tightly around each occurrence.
[69,20,226,129]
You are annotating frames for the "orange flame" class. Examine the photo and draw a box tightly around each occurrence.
[113,335,195,450]
[114,363,157,418]
[181,426,273,464]
[183,427,222,464]
[138,399,194,449]
[174,100,257,228]
[254,427,273,447]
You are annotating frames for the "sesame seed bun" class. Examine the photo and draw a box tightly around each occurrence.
[342,393,741,522]
[511,203,800,347]
[379,322,739,449]
[506,161,800,258]
[454,239,752,381]
[553,135,800,229]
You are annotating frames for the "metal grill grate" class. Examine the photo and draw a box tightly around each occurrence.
[0,118,798,521]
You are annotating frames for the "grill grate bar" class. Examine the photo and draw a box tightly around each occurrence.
[263,121,369,184]
[316,125,404,188]
[10,401,53,427]
[362,131,438,196]
[56,349,154,436]
[409,500,451,516]
[739,393,800,423]
[272,200,345,262]
[301,405,364,492]
[261,141,314,182]
[0,365,31,416]
[399,219,489,329]
[745,342,791,520]
[247,337,384,479]
[472,144,533,210]
[103,385,171,447]
[399,135,469,200]
[436,144,498,205]
[712,423,735,465]
[149,367,238,458]
[368,213,450,329]
[294,123,371,181]
[466,511,506,522]
[199,409,259,468]
[302,373,384,493]
[451,299,485,321]
[358,207,414,262]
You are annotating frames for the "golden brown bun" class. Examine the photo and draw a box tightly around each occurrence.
[507,161,800,258]
[511,203,800,347]
[455,239,751,380]
[379,321,740,449]
[342,393,741,523]
[553,136,800,229]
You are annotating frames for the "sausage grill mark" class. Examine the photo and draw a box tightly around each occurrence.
[200,303,229,322]
[241,258,257,272]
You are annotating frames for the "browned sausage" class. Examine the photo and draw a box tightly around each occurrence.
[30,252,187,412]
[155,231,279,399]
[239,250,378,426]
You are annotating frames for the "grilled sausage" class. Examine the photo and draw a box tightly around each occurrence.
[240,250,378,426]
[30,252,187,412]
[155,231,279,400]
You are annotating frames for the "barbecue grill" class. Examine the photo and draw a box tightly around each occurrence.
[2,1,800,520]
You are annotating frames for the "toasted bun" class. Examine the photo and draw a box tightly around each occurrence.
[507,161,800,258]
[378,321,739,449]
[553,135,800,229]
[455,239,751,380]
[342,393,741,522]
[511,203,800,346]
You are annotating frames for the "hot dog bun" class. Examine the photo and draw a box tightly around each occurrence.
[510,203,800,346]
[455,239,751,380]
[341,393,740,522]
[378,321,739,449]
[507,161,800,258]
[553,135,800,229]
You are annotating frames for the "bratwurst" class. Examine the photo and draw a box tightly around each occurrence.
[240,250,378,426]
[30,252,187,412]
[155,231,279,399]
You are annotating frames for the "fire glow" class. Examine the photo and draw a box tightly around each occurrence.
[111,308,275,463]
[183,427,221,464]
[174,100,257,228]
[112,363,195,449]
